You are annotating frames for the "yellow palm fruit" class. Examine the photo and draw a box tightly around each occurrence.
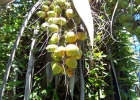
[43,1,51,5]
[36,11,46,18]
[46,44,58,52]
[61,2,71,9]
[40,22,49,31]
[41,5,49,12]
[74,50,83,60]
[51,53,63,61]
[53,5,62,14]
[65,57,78,69]
[47,17,58,24]
[64,2,71,8]
[77,32,87,41]
[54,46,65,57]
[51,62,63,74]
[65,31,77,43]
[47,11,57,17]
[65,44,79,56]
[57,17,67,25]
[56,0,66,6]
[65,8,75,18]
[49,33,60,44]
[48,24,59,32]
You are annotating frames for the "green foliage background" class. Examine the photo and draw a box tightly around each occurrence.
[0,0,139,100]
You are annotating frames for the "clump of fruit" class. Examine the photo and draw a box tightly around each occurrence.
[36,0,87,77]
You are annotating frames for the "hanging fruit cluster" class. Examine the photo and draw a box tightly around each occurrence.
[36,0,87,77]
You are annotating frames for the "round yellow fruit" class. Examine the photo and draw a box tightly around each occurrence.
[65,31,77,43]
[65,8,74,18]
[53,5,62,14]
[47,17,58,24]
[65,57,78,69]
[77,32,87,41]
[54,46,65,57]
[64,2,71,8]
[46,44,58,52]
[73,16,81,25]
[47,11,57,17]
[36,11,46,18]
[61,68,74,76]
[49,33,60,44]
[56,0,66,6]
[57,17,67,25]
[65,44,79,56]
[48,24,59,32]
[43,1,51,5]
[74,50,83,60]
[61,2,71,9]
[51,53,63,61]
[40,22,49,30]
[51,62,63,74]
[41,5,49,12]
[49,3,55,10]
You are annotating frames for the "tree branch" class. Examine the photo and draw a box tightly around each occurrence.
[24,38,36,100]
